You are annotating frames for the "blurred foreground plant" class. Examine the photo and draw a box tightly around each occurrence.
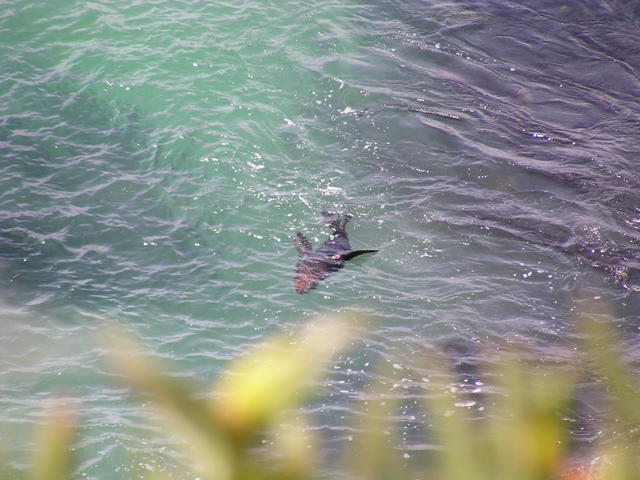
[5,307,640,480]
[31,400,77,480]
[107,313,361,480]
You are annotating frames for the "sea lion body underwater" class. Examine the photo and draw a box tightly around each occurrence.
[294,212,378,294]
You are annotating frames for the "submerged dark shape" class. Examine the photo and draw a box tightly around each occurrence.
[294,212,378,294]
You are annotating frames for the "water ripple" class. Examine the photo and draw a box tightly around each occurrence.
[2,0,640,476]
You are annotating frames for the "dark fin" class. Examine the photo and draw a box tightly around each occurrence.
[341,249,379,261]
[295,232,313,255]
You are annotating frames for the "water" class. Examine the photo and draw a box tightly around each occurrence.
[1,0,640,476]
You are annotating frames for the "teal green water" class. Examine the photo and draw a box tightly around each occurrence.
[1,2,394,476]
[3,0,640,477]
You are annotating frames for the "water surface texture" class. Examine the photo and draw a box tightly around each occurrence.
[1,0,640,477]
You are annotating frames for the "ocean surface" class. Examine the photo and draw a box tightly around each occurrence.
[2,0,640,477]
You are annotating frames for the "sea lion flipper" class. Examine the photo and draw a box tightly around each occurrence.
[295,232,313,255]
[341,249,379,261]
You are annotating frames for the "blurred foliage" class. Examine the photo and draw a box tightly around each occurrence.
[3,308,640,480]
[30,400,77,480]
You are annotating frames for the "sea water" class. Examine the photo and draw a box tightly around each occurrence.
[2,0,640,477]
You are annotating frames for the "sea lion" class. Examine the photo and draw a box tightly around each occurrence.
[294,212,378,294]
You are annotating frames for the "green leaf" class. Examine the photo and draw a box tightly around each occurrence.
[346,366,405,480]
[31,400,77,480]
[211,314,361,438]
[106,330,234,480]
